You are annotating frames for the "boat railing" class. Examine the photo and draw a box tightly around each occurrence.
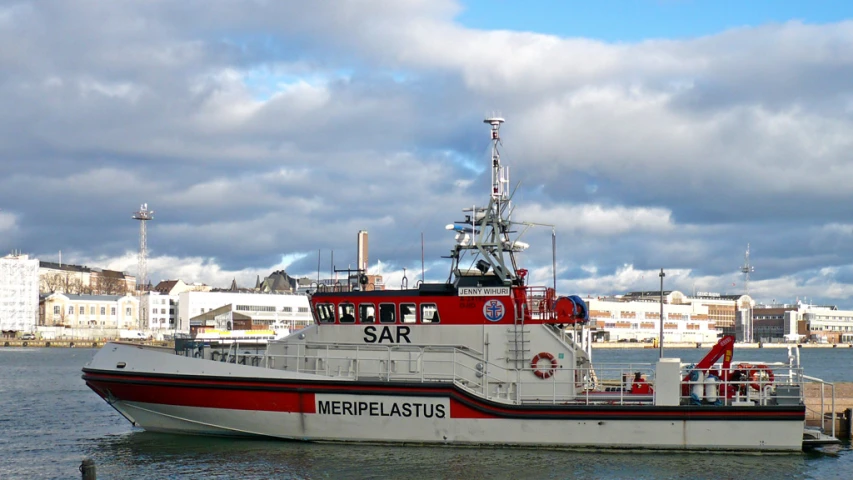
[262,343,665,405]
[677,363,804,407]
[801,374,836,438]
[514,363,657,405]
[258,344,813,409]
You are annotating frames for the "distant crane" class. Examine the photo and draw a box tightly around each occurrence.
[132,203,154,329]
[740,243,754,295]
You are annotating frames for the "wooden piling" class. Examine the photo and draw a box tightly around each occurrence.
[80,457,96,479]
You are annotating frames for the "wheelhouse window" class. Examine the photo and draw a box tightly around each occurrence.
[338,303,356,323]
[359,304,375,323]
[400,303,417,323]
[379,303,396,324]
[421,303,440,323]
[315,303,335,323]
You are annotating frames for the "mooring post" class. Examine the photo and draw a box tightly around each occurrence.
[80,457,96,480]
[846,408,853,440]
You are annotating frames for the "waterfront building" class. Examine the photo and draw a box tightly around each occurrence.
[39,293,139,329]
[141,280,212,331]
[796,305,853,343]
[39,261,137,295]
[586,296,720,343]
[142,291,177,331]
[752,304,800,342]
[176,291,311,333]
[749,303,853,344]
[0,253,39,332]
[616,290,752,341]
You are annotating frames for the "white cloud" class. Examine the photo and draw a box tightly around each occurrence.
[4,2,853,307]
[519,203,674,236]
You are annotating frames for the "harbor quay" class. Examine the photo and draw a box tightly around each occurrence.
[1,339,173,349]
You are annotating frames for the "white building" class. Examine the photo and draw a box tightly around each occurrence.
[0,253,40,332]
[39,293,139,329]
[587,297,720,343]
[142,292,178,331]
[177,291,311,333]
[794,304,853,343]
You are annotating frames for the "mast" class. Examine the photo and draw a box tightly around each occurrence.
[445,118,547,286]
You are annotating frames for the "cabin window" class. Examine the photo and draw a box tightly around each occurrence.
[359,304,376,323]
[421,303,440,323]
[379,303,396,324]
[315,303,335,323]
[400,303,417,323]
[338,303,356,323]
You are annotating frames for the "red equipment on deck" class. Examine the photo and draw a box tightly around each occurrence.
[681,335,735,398]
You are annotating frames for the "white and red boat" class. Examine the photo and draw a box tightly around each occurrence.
[84,118,839,451]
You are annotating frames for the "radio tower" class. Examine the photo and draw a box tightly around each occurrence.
[133,203,154,329]
[740,243,754,295]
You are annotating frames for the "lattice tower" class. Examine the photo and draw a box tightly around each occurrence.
[132,204,154,329]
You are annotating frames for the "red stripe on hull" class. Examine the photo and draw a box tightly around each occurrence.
[83,370,804,422]
[87,378,316,413]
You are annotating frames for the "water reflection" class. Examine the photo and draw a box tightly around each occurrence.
[86,430,847,480]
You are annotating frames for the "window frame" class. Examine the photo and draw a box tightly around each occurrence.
[421,303,440,323]
[400,303,417,323]
[315,303,336,324]
[338,302,356,323]
[379,303,397,324]
[359,303,376,323]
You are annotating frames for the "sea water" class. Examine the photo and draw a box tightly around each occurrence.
[0,347,850,479]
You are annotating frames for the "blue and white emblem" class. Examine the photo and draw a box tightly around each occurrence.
[483,299,505,322]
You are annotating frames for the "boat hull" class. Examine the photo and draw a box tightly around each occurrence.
[83,344,805,451]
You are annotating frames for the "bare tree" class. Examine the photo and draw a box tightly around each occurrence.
[40,272,66,293]
[93,272,129,295]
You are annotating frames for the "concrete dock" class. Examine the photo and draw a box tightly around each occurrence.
[805,382,853,439]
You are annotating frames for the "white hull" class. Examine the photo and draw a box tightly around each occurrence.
[110,400,803,451]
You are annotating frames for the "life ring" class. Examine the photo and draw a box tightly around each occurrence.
[211,351,221,361]
[251,356,260,367]
[193,350,202,358]
[531,352,558,379]
[748,364,775,390]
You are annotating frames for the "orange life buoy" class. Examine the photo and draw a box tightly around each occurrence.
[747,364,775,390]
[531,352,558,379]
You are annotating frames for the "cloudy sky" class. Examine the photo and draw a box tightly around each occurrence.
[4,0,853,306]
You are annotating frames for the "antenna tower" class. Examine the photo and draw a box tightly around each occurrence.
[133,203,154,329]
[740,243,754,295]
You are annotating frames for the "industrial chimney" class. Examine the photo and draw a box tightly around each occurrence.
[357,230,368,274]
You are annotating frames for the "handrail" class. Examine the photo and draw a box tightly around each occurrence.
[802,375,836,438]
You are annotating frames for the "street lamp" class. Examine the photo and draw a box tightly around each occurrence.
[659,268,665,359]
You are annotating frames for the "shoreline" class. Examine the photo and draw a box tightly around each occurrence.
[1,339,171,349]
